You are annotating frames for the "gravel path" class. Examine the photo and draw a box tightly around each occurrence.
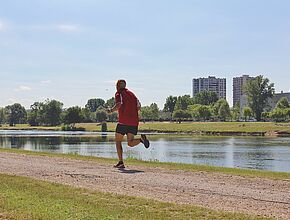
[0,152,289,219]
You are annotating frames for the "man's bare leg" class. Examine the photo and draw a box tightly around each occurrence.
[127,133,141,147]
[115,133,124,166]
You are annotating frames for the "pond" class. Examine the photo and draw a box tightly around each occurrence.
[0,130,289,173]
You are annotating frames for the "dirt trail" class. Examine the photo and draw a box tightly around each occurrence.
[0,152,289,219]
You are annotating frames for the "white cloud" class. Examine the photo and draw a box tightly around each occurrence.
[57,24,79,32]
[15,86,32,92]
[41,80,51,84]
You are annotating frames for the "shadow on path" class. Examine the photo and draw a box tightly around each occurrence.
[117,168,144,174]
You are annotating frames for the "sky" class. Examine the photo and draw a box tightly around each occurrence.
[1,0,290,109]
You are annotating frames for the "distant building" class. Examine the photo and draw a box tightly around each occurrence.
[268,91,290,110]
[192,76,226,99]
[233,75,254,107]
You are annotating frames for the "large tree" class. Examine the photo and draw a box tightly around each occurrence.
[140,103,159,121]
[244,76,275,121]
[43,99,63,126]
[85,98,105,112]
[27,102,43,126]
[174,95,194,111]
[218,102,231,121]
[105,97,115,108]
[163,96,177,113]
[63,106,83,125]
[193,90,218,105]
[5,103,27,126]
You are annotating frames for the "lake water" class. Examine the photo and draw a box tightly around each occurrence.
[0,130,289,173]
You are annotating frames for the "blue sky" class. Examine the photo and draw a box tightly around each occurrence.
[1,0,290,109]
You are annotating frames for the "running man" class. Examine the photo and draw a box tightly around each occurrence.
[107,79,150,168]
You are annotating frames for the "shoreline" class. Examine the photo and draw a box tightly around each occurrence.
[1,127,290,137]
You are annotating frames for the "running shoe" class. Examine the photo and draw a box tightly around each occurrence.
[141,134,150,148]
[114,161,125,169]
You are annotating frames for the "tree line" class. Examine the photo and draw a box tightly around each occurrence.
[0,98,118,127]
[1,75,290,126]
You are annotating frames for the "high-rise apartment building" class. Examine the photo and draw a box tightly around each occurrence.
[233,75,254,107]
[192,76,226,99]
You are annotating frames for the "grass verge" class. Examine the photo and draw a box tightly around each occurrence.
[0,174,271,220]
[0,148,289,180]
[2,122,290,134]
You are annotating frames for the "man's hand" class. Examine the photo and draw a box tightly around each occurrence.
[107,108,112,114]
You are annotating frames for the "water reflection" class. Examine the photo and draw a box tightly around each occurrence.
[0,130,289,173]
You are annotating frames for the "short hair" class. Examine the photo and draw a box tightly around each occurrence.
[116,79,126,89]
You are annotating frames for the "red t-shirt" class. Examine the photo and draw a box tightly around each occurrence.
[115,88,140,126]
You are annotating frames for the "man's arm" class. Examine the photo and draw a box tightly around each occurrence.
[107,102,121,114]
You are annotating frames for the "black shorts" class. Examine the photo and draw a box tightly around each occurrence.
[116,124,138,135]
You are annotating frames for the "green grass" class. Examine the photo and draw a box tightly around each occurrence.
[1,148,289,180]
[0,124,60,131]
[136,122,290,133]
[0,174,271,220]
[2,122,290,134]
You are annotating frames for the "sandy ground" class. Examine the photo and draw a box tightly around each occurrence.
[0,152,289,219]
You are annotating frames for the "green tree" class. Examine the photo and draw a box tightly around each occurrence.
[218,102,231,121]
[5,103,27,126]
[43,99,63,126]
[213,99,230,121]
[231,106,240,121]
[0,108,5,124]
[243,107,253,121]
[172,109,191,122]
[163,96,177,113]
[140,103,159,121]
[85,98,105,112]
[107,112,118,122]
[140,106,151,121]
[270,108,287,122]
[261,112,270,121]
[105,97,115,108]
[149,103,159,120]
[193,90,218,105]
[96,110,107,122]
[286,108,290,120]
[174,95,194,110]
[63,106,83,125]
[188,104,211,121]
[81,108,94,123]
[276,97,289,109]
[244,76,275,121]
[27,102,43,126]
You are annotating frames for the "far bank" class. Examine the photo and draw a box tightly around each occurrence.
[1,122,290,136]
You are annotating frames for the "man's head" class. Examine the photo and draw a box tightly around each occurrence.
[116,79,126,91]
